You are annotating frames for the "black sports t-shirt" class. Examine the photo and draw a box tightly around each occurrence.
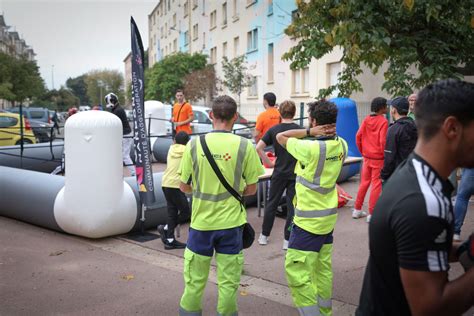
[356,153,454,316]
[261,122,302,179]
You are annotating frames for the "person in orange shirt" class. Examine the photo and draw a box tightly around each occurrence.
[172,90,194,135]
[254,92,280,142]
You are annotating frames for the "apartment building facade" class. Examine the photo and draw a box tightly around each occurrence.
[147,0,388,121]
[0,15,35,61]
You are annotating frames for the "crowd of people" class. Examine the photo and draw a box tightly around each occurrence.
[81,80,473,315]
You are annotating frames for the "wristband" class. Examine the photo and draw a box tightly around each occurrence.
[306,127,311,137]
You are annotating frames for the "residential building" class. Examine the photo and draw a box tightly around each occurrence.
[146,1,391,121]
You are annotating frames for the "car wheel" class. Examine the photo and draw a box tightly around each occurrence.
[16,139,33,145]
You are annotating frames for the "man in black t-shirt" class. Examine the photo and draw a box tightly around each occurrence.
[357,79,474,316]
[256,100,303,250]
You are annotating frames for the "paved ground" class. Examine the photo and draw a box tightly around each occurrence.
[1,167,473,315]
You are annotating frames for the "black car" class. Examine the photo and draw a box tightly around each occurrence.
[29,119,55,143]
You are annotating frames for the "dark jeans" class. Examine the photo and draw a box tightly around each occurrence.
[454,168,474,235]
[162,187,191,239]
[261,177,296,240]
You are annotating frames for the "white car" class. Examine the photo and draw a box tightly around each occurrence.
[164,105,253,139]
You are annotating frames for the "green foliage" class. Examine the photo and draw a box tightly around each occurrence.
[221,55,253,105]
[66,75,90,105]
[145,52,207,102]
[183,65,218,103]
[0,52,45,104]
[284,0,474,97]
[36,88,79,111]
[84,69,125,106]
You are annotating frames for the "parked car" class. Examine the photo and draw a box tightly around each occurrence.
[163,105,253,139]
[0,112,36,146]
[7,107,55,142]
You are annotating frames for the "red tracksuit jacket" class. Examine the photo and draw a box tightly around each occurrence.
[356,114,388,160]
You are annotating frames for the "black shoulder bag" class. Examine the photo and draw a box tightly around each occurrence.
[199,135,255,249]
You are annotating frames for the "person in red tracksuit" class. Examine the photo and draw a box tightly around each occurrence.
[353,97,388,223]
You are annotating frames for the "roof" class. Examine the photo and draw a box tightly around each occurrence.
[123,51,132,62]
[0,15,6,27]
[148,0,162,17]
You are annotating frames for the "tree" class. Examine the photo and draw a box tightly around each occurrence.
[221,55,253,106]
[37,88,79,111]
[66,75,90,105]
[0,52,45,105]
[84,69,125,106]
[183,65,219,104]
[284,0,474,97]
[145,52,207,102]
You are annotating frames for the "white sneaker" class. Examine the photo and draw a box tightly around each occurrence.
[453,234,461,241]
[258,233,268,245]
[352,209,368,219]
[282,239,289,250]
[366,215,372,223]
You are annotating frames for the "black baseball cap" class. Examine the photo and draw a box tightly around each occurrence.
[388,96,409,112]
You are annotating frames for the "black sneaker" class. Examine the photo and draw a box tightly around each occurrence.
[157,225,168,245]
[164,239,186,250]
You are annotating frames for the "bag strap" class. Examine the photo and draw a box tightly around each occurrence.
[199,135,244,207]
[174,103,185,130]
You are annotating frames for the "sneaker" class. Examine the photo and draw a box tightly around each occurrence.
[164,239,186,250]
[157,225,168,245]
[258,233,268,245]
[366,215,372,223]
[453,234,461,241]
[282,239,289,250]
[352,209,368,219]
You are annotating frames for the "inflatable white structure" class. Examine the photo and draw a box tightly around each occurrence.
[54,111,137,238]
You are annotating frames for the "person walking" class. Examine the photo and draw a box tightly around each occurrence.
[453,168,474,241]
[254,92,280,142]
[157,131,191,250]
[178,95,264,316]
[172,89,194,135]
[256,100,302,249]
[356,79,474,316]
[353,97,388,222]
[105,93,135,177]
[380,96,417,183]
[52,110,60,133]
[276,100,347,316]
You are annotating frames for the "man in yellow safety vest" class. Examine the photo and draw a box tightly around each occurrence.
[277,100,347,316]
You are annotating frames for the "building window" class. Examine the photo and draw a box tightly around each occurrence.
[184,0,189,17]
[165,23,168,37]
[193,0,198,9]
[222,42,228,58]
[210,10,217,29]
[222,2,228,26]
[160,27,164,38]
[303,67,309,93]
[247,0,257,7]
[232,0,239,20]
[173,14,177,27]
[248,76,258,97]
[247,28,258,52]
[202,32,206,49]
[193,24,199,40]
[267,0,273,15]
[327,62,341,97]
[174,39,177,52]
[184,30,189,46]
[210,47,217,64]
[268,43,274,82]
[292,68,310,94]
[233,36,239,57]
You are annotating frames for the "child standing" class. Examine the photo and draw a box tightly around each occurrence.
[158,132,191,249]
[353,97,388,222]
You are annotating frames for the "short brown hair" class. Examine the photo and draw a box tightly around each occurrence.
[212,95,237,121]
[278,100,296,119]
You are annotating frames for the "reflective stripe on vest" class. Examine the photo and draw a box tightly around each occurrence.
[297,304,320,316]
[296,139,347,194]
[318,296,332,309]
[190,136,247,201]
[179,307,202,316]
[295,207,337,218]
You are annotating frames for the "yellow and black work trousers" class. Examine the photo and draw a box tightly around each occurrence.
[179,226,243,316]
[285,225,334,316]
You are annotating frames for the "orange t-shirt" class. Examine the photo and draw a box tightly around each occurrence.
[172,102,193,134]
[255,107,281,138]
